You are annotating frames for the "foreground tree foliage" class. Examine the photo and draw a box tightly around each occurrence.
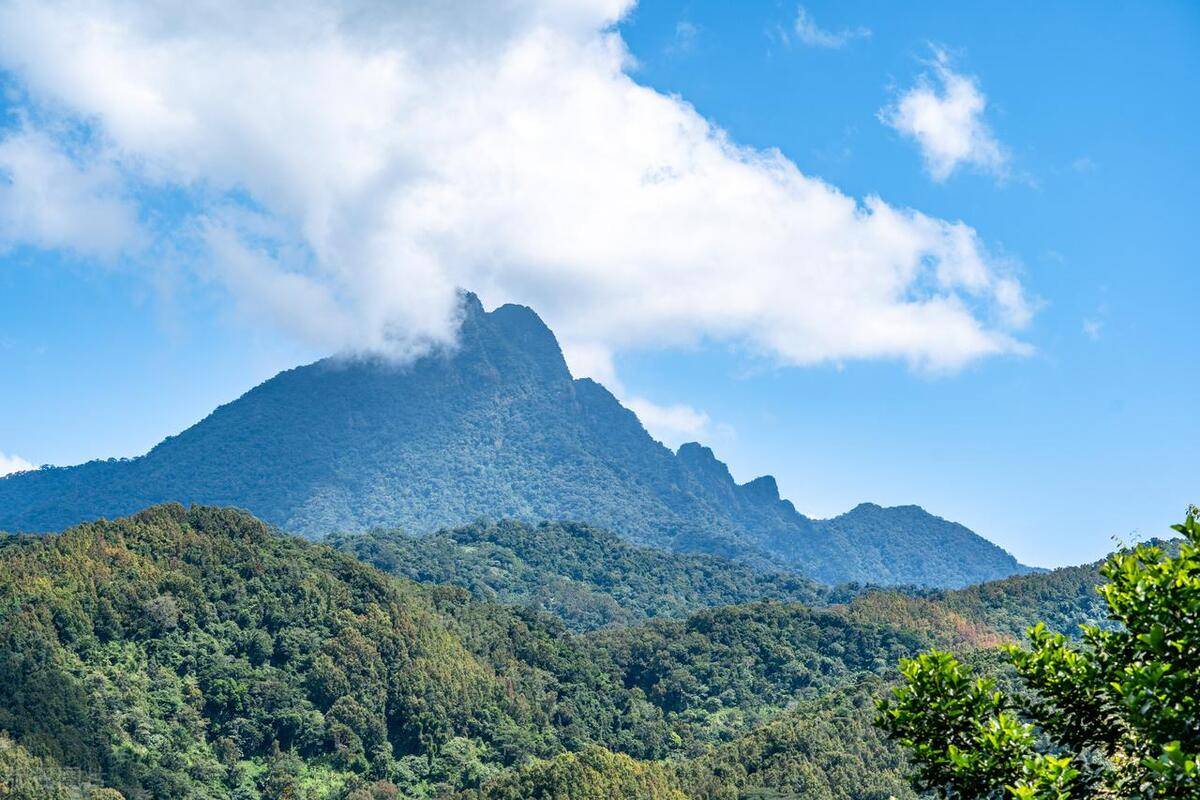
[877,508,1200,798]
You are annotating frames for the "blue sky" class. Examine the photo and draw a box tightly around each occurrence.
[0,0,1196,566]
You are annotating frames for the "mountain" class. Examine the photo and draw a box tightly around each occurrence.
[0,504,605,798]
[330,519,843,631]
[0,503,964,799]
[0,293,1029,586]
[811,502,1034,587]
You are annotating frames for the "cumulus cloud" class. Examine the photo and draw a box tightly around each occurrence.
[0,0,1030,381]
[794,6,871,49]
[0,126,139,257]
[0,451,35,476]
[881,48,1009,182]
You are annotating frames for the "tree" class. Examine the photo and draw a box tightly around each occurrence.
[877,508,1199,798]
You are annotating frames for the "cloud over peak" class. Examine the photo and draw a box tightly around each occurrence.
[0,0,1030,381]
[0,452,35,476]
[881,48,1010,182]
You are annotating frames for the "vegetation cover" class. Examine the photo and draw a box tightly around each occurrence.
[330,519,841,630]
[0,504,958,799]
[878,509,1199,798]
[0,502,1145,799]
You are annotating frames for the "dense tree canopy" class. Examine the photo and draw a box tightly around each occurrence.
[0,503,1137,799]
[0,505,961,799]
[330,519,839,630]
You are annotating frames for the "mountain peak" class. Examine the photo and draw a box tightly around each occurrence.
[676,441,737,489]
[742,475,780,502]
[459,289,486,318]
[487,301,557,342]
[841,502,935,519]
[676,441,716,461]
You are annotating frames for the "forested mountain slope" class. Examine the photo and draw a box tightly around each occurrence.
[0,504,1135,799]
[840,552,1138,647]
[337,515,1116,654]
[0,294,1028,587]
[936,557,1108,637]
[0,504,1023,800]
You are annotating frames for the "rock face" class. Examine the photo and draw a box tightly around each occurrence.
[0,293,1029,586]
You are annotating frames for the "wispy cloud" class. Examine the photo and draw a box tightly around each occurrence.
[1082,300,1108,341]
[0,451,35,476]
[667,20,699,55]
[880,47,1009,182]
[793,6,871,49]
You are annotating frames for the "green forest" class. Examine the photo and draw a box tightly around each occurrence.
[0,503,1155,800]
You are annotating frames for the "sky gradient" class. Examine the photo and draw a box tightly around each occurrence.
[1,0,1196,567]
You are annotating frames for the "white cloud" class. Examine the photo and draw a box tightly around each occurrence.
[624,396,712,447]
[0,1,1031,380]
[0,451,35,476]
[794,6,870,49]
[561,340,622,390]
[881,48,1009,182]
[0,126,139,257]
[1082,319,1102,340]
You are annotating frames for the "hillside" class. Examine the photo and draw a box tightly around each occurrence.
[330,519,845,630]
[840,553,1131,648]
[0,503,992,799]
[338,513,1120,649]
[0,504,620,798]
[466,681,922,800]
[0,293,1029,587]
[937,558,1108,637]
